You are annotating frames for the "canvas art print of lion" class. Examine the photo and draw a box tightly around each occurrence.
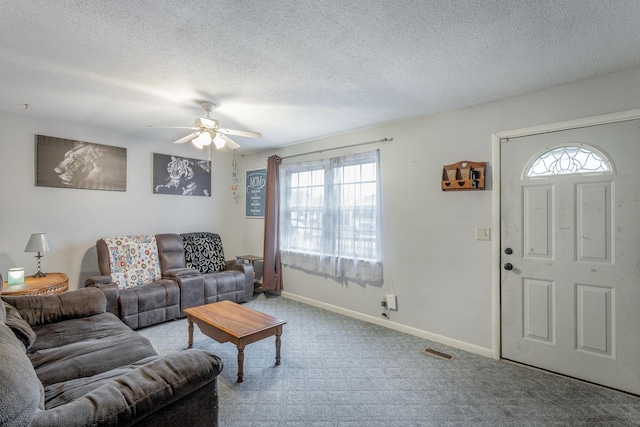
[36,135,127,191]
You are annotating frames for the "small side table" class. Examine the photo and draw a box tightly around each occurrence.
[2,272,69,296]
[236,255,263,287]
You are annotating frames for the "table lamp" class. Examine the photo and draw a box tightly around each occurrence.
[24,233,52,277]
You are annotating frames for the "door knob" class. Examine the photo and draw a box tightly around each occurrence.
[504,248,513,255]
[503,263,513,271]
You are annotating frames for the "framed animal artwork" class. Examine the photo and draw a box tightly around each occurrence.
[35,135,127,191]
[152,153,211,197]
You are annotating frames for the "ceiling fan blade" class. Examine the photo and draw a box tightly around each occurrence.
[149,125,197,130]
[219,127,262,139]
[174,131,200,144]
[220,133,241,150]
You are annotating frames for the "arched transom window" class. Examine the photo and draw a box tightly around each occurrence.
[525,144,613,178]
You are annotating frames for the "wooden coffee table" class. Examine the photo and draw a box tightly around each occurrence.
[184,300,286,382]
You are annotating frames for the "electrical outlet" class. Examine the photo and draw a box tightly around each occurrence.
[381,295,387,307]
[387,294,397,310]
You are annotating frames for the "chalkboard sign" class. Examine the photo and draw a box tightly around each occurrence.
[245,168,267,217]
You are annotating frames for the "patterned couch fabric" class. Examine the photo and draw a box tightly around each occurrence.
[181,232,226,273]
[104,235,161,288]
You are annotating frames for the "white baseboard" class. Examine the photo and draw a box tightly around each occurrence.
[281,291,494,359]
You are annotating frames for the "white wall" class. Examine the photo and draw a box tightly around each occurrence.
[242,66,640,355]
[0,113,244,289]
[3,66,640,356]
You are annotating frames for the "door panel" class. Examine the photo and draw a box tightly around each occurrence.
[523,278,554,343]
[576,182,611,263]
[576,284,613,357]
[523,185,554,259]
[501,119,640,395]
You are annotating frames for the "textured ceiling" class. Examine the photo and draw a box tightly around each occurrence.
[2,1,640,152]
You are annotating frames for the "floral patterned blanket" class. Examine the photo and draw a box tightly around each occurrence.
[103,235,161,288]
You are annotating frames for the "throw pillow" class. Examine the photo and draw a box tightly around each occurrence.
[3,302,36,350]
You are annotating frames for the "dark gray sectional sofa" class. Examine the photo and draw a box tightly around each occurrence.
[85,232,254,329]
[0,285,222,426]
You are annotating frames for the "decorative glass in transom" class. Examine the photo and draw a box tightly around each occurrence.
[526,145,611,177]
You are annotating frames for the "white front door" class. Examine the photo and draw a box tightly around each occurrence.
[501,119,640,395]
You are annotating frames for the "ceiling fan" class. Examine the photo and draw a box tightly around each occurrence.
[156,101,262,150]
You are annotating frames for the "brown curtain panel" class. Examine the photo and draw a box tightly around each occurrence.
[262,155,283,291]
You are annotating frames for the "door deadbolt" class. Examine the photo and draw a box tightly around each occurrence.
[504,248,513,255]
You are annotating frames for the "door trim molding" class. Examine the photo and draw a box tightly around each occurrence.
[491,108,640,360]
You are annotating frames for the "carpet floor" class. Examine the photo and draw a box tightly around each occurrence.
[138,292,640,426]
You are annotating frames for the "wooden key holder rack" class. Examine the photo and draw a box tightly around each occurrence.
[441,161,486,191]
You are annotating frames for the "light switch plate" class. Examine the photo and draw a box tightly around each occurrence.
[475,227,491,241]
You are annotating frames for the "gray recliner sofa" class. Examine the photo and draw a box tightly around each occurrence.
[85,235,185,329]
[0,283,222,427]
[86,232,253,330]
[156,232,254,305]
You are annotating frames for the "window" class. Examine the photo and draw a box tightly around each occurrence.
[279,150,382,282]
[525,145,612,178]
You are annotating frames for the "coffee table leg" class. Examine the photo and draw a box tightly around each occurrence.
[237,345,245,382]
[187,320,194,348]
[275,333,282,366]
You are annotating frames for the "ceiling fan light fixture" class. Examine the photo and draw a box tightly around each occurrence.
[157,100,261,150]
[192,132,211,149]
[212,134,226,150]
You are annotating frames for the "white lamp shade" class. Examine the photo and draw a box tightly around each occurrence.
[192,132,212,149]
[25,233,52,253]
[212,134,226,150]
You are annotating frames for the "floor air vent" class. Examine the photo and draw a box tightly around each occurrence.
[423,347,455,361]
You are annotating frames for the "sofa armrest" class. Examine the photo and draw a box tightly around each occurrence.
[30,350,222,427]
[84,274,113,286]
[225,259,239,268]
[162,268,201,279]
[84,279,120,317]
[2,288,107,327]
[226,261,254,282]
[225,261,255,301]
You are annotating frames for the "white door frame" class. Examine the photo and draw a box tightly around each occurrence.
[491,108,640,360]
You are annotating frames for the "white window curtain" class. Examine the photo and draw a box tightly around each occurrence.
[279,150,383,282]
